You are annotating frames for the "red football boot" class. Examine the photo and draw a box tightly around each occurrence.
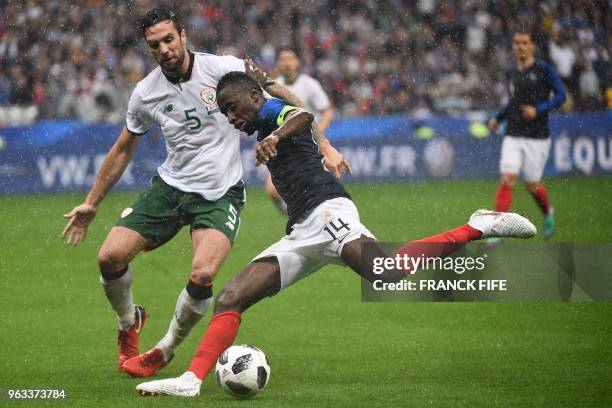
[117,305,147,371]
[122,348,172,378]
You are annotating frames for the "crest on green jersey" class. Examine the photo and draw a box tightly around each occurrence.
[201,87,220,115]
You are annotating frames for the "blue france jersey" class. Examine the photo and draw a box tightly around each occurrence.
[495,60,566,139]
[256,98,350,233]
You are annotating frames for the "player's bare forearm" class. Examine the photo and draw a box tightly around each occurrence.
[319,139,352,179]
[274,111,314,141]
[84,127,141,208]
[310,121,327,145]
[265,83,304,108]
[265,84,328,145]
[245,59,329,146]
[255,111,314,166]
[245,58,306,108]
[318,108,333,134]
[62,127,138,245]
[246,59,345,176]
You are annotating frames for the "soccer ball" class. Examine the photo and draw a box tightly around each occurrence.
[215,344,270,398]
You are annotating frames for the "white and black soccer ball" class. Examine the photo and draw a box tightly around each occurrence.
[215,344,270,398]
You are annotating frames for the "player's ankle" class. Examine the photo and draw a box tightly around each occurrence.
[156,344,175,362]
[118,318,136,331]
[185,371,203,381]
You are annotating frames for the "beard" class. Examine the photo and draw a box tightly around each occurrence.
[160,49,185,75]
[282,69,297,82]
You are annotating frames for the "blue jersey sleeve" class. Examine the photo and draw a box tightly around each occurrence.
[495,102,511,123]
[535,62,566,114]
[258,99,285,129]
[259,99,301,130]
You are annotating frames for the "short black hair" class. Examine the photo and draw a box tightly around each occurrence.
[513,24,534,41]
[277,48,300,60]
[137,8,183,36]
[217,72,262,97]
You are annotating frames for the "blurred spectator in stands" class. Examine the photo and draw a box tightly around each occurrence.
[549,32,579,101]
[590,43,609,93]
[577,59,601,110]
[10,65,32,106]
[0,0,608,126]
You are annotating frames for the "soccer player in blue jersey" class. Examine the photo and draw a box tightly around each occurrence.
[488,30,566,239]
[134,71,537,397]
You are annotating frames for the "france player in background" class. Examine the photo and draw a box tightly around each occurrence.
[488,29,566,240]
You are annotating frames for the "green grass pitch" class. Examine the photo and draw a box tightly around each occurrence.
[1,177,611,407]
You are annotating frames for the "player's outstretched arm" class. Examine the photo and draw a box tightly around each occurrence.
[244,58,350,179]
[258,78,329,148]
[255,110,314,166]
[244,57,304,105]
[61,126,141,246]
[535,63,566,115]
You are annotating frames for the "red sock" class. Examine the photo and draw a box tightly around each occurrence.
[495,183,513,212]
[188,311,241,380]
[392,225,482,274]
[412,224,483,244]
[529,184,551,215]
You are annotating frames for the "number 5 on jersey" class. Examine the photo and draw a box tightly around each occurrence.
[184,108,202,131]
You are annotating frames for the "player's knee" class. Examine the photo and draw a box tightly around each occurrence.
[214,287,243,313]
[97,249,128,273]
[189,265,218,286]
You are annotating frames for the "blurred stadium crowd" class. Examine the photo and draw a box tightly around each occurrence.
[0,0,609,125]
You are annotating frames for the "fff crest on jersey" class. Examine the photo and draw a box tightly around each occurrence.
[201,87,220,115]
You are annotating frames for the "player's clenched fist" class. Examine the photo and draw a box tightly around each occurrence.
[521,105,537,120]
[255,133,279,166]
[487,118,499,131]
[61,203,97,246]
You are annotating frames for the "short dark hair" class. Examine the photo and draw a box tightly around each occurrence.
[217,72,262,97]
[137,8,183,36]
[277,48,300,60]
[513,25,534,41]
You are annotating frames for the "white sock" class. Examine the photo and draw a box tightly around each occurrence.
[156,288,211,358]
[100,266,135,331]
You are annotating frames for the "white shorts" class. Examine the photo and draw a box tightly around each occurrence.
[252,197,376,290]
[499,136,551,183]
